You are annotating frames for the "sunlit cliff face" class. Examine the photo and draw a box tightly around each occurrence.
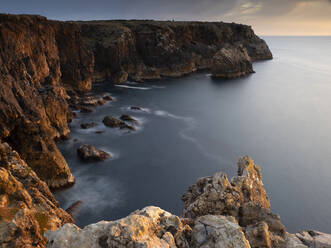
[2,0,331,35]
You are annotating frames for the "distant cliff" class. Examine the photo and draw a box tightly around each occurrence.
[76,20,272,83]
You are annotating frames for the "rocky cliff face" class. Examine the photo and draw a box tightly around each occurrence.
[77,20,272,83]
[0,14,94,189]
[0,142,73,248]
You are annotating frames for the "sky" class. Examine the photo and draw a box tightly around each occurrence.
[2,0,331,35]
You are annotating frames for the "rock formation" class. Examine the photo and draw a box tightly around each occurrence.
[211,46,254,78]
[77,144,111,161]
[76,20,272,83]
[0,142,73,248]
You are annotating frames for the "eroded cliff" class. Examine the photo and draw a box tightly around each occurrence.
[76,20,272,83]
[0,14,94,189]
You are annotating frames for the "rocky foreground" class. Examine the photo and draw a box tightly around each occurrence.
[45,157,331,248]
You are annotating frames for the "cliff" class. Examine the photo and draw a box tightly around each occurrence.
[76,20,272,83]
[0,14,94,189]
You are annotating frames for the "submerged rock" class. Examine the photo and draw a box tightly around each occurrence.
[130,106,145,111]
[80,106,94,113]
[80,122,98,129]
[65,201,83,217]
[77,144,111,161]
[211,46,254,79]
[120,114,139,124]
[103,116,136,130]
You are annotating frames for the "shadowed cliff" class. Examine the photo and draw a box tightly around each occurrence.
[76,20,272,83]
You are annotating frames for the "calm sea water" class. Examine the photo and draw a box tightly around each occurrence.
[56,37,331,233]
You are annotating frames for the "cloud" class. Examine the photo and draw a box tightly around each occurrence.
[1,0,331,34]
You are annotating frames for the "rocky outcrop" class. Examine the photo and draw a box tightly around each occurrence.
[46,206,252,248]
[77,144,111,161]
[77,20,272,83]
[211,46,254,78]
[0,142,73,248]
[45,206,193,248]
[0,14,94,189]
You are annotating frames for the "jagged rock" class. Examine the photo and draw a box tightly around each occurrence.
[245,222,271,248]
[211,46,254,78]
[45,206,192,248]
[120,114,139,124]
[240,202,286,236]
[77,20,272,83]
[77,144,111,161]
[0,142,73,248]
[295,230,331,248]
[182,156,286,247]
[103,116,136,130]
[182,156,270,219]
[80,122,98,129]
[191,215,251,248]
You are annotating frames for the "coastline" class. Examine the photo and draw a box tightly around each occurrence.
[0,13,329,248]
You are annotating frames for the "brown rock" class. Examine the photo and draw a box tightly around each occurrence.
[103,116,136,130]
[120,114,139,124]
[77,144,111,161]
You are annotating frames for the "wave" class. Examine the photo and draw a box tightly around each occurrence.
[154,110,231,165]
[115,85,152,90]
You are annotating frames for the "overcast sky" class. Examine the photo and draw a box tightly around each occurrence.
[2,0,331,35]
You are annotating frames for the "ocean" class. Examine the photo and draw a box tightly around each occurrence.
[56,36,331,233]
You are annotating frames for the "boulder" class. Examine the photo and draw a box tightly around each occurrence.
[191,215,251,248]
[77,144,111,161]
[211,46,254,79]
[103,116,136,131]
